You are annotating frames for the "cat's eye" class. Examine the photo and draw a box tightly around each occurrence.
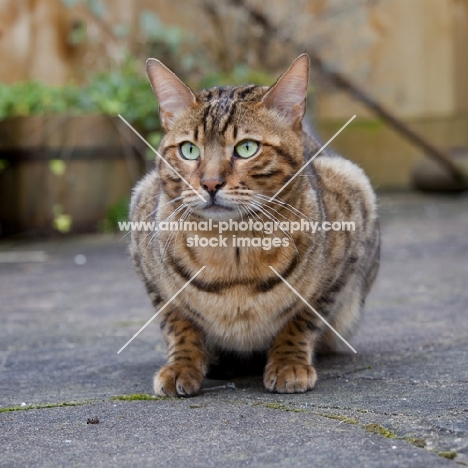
[179,141,200,160]
[235,140,259,159]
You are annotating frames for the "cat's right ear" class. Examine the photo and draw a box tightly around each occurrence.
[146,59,196,131]
[261,53,310,129]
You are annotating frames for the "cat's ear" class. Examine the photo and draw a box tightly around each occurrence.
[261,53,310,128]
[146,58,196,131]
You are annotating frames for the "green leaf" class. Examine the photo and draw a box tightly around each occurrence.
[147,131,162,148]
[54,214,73,233]
[49,160,66,176]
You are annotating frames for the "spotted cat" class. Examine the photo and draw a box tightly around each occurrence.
[130,54,380,396]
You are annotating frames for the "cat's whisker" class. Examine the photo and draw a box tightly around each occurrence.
[254,193,302,211]
[251,202,300,252]
[159,223,178,267]
[253,194,301,216]
[139,197,181,225]
[170,207,192,261]
[141,197,188,242]
[138,204,188,267]
[160,205,191,266]
[249,201,299,254]
[236,206,244,223]
[253,193,311,221]
[138,229,159,268]
[252,199,290,222]
[253,197,315,232]
[263,194,310,220]
[137,192,160,208]
[239,204,251,223]
[247,207,270,243]
[242,205,267,241]
[145,195,184,219]
[249,201,287,230]
[119,196,183,242]
[158,205,187,250]
[180,188,205,207]
[245,205,292,255]
[245,202,297,254]
[246,206,291,254]
[160,203,188,223]
[253,199,316,243]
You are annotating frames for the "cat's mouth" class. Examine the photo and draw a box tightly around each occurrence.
[203,202,234,213]
[196,200,235,220]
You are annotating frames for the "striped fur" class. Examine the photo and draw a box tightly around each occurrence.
[130,56,380,396]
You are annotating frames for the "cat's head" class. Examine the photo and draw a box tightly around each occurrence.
[147,54,310,221]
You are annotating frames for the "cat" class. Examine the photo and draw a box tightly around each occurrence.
[129,54,380,396]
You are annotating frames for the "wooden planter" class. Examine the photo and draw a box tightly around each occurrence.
[0,115,148,236]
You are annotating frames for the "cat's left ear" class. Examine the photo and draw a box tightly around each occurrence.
[146,58,196,131]
[261,53,310,128]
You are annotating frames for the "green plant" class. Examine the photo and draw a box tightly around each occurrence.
[0,59,161,135]
[199,64,275,89]
[100,197,130,233]
[0,57,281,137]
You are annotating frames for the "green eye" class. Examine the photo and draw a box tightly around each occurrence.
[235,140,259,159]
[180,141,200,160]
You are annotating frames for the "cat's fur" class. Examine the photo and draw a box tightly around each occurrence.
[129,54,380,396]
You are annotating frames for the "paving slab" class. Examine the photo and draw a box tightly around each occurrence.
[1,192,468,467]
[0,401,456,468]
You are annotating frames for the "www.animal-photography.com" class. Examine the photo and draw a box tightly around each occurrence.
[1,1,467,467]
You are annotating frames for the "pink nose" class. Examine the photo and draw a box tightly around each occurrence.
[201,179,226,196]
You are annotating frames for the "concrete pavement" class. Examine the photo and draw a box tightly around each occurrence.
[1,192,467,467]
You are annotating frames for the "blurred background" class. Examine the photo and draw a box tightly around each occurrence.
[0,0,467,237]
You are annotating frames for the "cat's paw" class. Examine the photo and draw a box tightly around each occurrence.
[263,363,317,393]
[154,364,204,397]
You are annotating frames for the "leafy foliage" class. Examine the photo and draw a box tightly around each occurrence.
[0,59,160,134]
[199,64,275,89]
[0,58,278,135]
[100,197,130,233]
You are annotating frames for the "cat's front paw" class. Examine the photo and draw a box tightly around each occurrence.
[154,364,204,397]
[264,363,317,393]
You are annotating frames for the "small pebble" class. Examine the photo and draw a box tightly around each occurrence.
[74,254,87,265]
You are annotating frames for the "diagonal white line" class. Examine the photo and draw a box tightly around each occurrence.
[117,266,206,354]
[268,266,357,353]
[118,114,206,202]
[269,115,356,201]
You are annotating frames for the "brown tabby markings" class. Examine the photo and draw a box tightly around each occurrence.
[130,55,380,396]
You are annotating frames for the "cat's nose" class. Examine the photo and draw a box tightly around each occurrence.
[201,178,226,197]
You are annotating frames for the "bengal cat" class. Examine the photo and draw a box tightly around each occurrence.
[129,54,380,396]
